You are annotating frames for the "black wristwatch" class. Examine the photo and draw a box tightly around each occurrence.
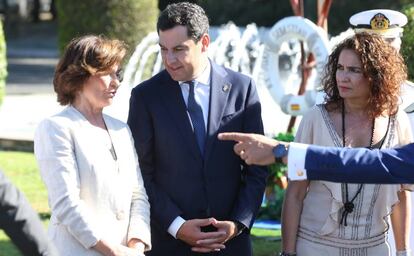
[233,220,246,235]
[279,252,297,256]
[272,144,289,164]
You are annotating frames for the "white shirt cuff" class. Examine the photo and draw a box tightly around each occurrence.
[287,142,308,181]
[167,216,186,238]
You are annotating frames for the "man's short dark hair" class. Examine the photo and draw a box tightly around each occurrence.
[157,2,209,42]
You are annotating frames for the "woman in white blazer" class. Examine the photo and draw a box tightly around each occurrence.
[34,35,151,256]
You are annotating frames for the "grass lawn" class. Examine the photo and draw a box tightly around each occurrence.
[0,151,281,255]
[0,151,51,256]
[251,228,281,255]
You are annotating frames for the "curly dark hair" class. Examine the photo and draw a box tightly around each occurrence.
[157,2,209,42]
[322,32,407,118]
[53,35,127,105]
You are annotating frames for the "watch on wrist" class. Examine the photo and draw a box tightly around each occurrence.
[272,143,289,164]
[233,221,246,235]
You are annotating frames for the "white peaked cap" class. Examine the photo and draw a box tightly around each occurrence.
[349,9,408,38]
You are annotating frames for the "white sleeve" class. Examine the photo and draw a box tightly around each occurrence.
[287,142,309,181]
[34,118,100,248]
[167,216,186,238]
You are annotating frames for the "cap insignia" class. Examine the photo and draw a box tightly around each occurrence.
[370,13,390,30]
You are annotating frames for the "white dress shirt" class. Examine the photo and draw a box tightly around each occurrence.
[287,142,309,181]
[179,62,211,130]
[168,62,211,238]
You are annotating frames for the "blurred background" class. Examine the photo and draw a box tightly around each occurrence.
[1,1,414,255]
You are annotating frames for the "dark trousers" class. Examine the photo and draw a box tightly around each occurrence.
[0,170,56,256]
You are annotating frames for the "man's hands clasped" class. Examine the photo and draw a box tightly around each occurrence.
[176,218,240,253]
[174,132,283,253]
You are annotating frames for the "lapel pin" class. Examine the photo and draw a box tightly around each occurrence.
[222,84,230,92]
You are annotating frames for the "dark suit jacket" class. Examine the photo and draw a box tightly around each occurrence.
[0,170,56,256]
[128,61,268,255]
[305,143,414,183]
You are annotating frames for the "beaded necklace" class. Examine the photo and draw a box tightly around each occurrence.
[339,102,374,226]
[339,102,391,226]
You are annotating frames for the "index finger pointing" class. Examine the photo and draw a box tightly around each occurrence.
[218,132,250,142]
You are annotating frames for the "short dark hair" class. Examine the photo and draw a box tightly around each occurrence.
[322,32,407,118]
[157,2,209,42]
[54,35,126,105]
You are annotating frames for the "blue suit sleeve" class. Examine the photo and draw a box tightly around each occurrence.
[127,87,183,231]
[305,143,414,183]
[231,78,268,228]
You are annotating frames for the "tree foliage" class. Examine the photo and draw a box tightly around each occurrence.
[327,0,403,35]
[402,3,414,80]
[0,20,7,107]
[56,0,158,57]
[160,0,405,35]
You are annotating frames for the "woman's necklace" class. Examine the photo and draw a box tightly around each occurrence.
[339,101,375,226]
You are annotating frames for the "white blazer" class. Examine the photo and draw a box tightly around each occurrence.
[34,106,151,256]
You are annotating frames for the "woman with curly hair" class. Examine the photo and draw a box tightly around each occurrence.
[281,32,412,255]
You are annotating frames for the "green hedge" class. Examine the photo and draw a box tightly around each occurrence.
[56,0,158,57]
[257,132,294,221]
[158,0,405,36]
[402,4,414,80]
[0,20,7,106]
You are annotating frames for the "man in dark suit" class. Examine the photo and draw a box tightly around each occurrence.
[0,170,56,255]
[127,2,268,255]
[218,132,414,184]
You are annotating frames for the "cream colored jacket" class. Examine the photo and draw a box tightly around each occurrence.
[34,106,151,256]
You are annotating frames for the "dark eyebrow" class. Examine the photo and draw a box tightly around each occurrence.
[158,43,188,50]
[337,63,362,70]
[174,44,188,49]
